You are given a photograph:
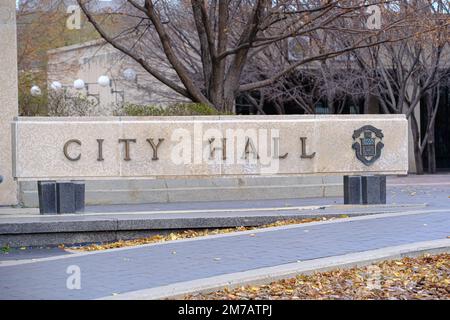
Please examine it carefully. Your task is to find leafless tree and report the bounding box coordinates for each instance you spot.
[371,1,450,174]
[76,0,415,113]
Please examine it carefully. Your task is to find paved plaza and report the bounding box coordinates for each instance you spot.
[0,175,449,299]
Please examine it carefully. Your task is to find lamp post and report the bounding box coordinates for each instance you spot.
[76,76,114,106]
[48,70,136,107]
[49,81,74,102]
[50,77,109,105]
[109,68,138,105]
[73,78,101,105]
[110,78,125,105]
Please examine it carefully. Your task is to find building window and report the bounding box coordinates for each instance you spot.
[315,102,329,114]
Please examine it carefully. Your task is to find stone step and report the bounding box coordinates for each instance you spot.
[19,176,343,207]
[0,203,426,248]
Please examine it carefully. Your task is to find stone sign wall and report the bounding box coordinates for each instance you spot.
[12,115,408,180]
[0,0,19,205]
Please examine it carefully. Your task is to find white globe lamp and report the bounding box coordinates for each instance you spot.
[97,75,110,87]
[50,81,62,91]
[30,85,42,97]
[123,68,137,82]
[73,79,85,90]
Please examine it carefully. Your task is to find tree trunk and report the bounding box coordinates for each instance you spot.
[426,90,437,174]
[410,112,424,174]
[427,106,436,173]
[222,90,236,114]
[363,93,370,114]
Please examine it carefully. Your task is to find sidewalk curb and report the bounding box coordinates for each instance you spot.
[0,203,425,218]
[99,239,450,300]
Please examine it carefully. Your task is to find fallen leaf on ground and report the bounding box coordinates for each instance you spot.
[68,217,337,252]
[184,254,450,300]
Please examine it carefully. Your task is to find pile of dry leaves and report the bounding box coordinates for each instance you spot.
[64,216,341,252]
[185,254,450,300]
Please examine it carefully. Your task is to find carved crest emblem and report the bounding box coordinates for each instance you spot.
[352,125,384,166]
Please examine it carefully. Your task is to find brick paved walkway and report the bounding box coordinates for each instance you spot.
[0,210,449,299]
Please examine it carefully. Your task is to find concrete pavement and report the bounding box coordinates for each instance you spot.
[0,173,449,248]
[0,203,426,248]
[0,209,449,299]
[2,173,449,248]
[0,174,449,299]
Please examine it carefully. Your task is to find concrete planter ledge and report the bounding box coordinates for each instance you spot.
[0,203,427,247]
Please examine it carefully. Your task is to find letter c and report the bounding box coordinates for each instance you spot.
[63,139,81,161]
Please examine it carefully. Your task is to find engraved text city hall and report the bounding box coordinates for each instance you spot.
[61,125,384,166]
[62,136,317,162]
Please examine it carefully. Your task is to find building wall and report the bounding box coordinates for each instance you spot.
[18,0,128,12]
[47,39,189,114]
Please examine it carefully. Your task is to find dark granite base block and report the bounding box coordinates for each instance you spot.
[343,176,362,204]
[362,175,387,204]
[37,181,86,215]
[37,181,57,215]
[56,182,76,214]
